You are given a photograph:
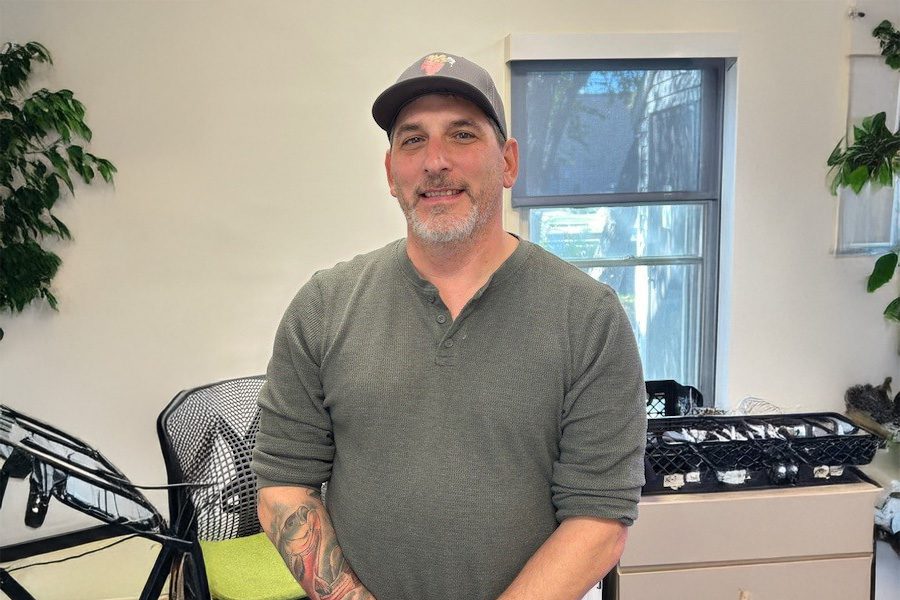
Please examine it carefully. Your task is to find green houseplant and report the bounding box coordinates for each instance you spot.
[827,20,900,322]
[873,18,900,69]
[0,42,116,340]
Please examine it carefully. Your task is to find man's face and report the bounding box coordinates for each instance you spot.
[384,94,518,245]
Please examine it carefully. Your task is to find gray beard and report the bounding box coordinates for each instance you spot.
[407,202,482,244]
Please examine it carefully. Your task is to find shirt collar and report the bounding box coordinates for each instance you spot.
[394,234,534,300]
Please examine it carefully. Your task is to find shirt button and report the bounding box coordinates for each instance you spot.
[443,339,454,348]
[436,314,447,324]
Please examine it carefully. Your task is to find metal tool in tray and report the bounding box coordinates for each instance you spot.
[644,412,884,493]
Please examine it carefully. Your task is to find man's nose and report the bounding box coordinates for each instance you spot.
[423,139,451,173]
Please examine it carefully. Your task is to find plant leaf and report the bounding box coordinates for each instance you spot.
[873,20,893,36]
[884,297,900,322]
[44,148,73,193]
[827,139,844,166]
[94,158,117,183]
[877,161,893,186]
[829,171,841,195]
[50,215,71,239]
[872,20,900,71]
[24,42,51,64]
[868,251,899,292]
[43,173,60,208]
[847,165,869,193]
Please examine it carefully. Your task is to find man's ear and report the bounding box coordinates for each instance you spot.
[502,138,519,189]
[385,149,397,197]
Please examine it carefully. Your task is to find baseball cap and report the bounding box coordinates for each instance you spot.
[372,52,507,140]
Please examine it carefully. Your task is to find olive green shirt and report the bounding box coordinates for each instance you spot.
[252,238,647,600]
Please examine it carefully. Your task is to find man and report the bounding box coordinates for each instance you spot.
[252,52,647,600]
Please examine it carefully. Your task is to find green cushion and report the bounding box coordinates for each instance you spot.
[199,532,307,600]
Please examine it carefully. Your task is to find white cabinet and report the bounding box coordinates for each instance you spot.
[611,482,881,600]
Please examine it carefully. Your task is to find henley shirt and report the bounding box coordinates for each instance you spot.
[252,237,647,600]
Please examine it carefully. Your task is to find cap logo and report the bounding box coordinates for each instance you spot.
[420,54,455,76]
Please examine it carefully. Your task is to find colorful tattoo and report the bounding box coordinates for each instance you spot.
[270,491,369,600]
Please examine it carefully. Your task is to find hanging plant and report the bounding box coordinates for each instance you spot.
[826,111,900,195]
[827,20,900,195]
[0,42,116,340]
[873,19,900,70]
[823,19,900,324]
[828,111,900,322]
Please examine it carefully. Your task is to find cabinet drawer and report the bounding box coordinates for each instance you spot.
[621,482,880,568]
[616,555,872,600]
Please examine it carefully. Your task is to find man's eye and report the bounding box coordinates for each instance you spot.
[401,136,424,146]
[454,131,475,140]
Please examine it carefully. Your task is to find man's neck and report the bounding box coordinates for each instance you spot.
[406,226,519,317]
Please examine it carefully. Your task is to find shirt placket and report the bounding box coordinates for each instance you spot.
[428,287,487,367]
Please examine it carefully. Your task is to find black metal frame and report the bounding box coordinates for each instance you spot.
[0,376,269,600]
[1,523,126,563]
[0,404,192,600]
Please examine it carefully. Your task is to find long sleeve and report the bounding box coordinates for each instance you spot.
[552,284,647,525]
[252,275,335,490]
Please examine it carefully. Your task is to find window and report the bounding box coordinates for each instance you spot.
[511,59,726,401]
[835,55,900,255]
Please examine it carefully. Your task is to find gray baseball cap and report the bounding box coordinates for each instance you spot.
[372,52,507,140]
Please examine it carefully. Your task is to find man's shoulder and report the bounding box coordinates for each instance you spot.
[280,239,404,325]
[520,240,618,304]
[308,239,404,290]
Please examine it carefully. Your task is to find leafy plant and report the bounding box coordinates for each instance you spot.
[825,20,900,323]
[873,19,900,70]
[826,112,900,195]
[0,42,116,340]
[830,111,900,322]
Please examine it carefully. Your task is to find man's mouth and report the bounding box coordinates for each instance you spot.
[420,188,463,199]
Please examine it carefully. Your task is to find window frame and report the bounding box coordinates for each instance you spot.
[510,57,726,404]
[834,55,900,256]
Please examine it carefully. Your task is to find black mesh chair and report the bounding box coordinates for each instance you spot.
[157,376,307,600]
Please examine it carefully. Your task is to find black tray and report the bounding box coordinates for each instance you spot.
[643,412,884,493]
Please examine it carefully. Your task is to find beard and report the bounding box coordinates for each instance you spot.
[398,175,500,245]
[406,198,481,244]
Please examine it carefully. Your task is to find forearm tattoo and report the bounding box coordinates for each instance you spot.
[270,490,372,600]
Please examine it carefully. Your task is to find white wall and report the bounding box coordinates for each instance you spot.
[0,0,897,544]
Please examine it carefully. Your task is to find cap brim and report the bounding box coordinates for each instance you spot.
[372,75,500,137]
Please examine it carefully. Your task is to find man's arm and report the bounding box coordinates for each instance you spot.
[499,284,645,600]
[259,485,376,600]
[497,516,626,600]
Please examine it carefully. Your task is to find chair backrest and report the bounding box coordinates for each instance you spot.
[157,376,266,542]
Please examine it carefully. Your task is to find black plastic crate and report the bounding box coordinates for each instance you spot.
[644,412,884,491]
[645,380,703,417]
[646,415,787,474]
[645,435,704,475]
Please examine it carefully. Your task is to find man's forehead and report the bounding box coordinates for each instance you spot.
[393,93,492,129]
